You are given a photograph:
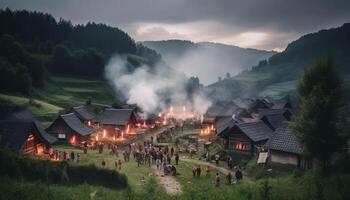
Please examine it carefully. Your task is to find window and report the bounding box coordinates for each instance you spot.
[58,134,66,139]
[233,142,250,151]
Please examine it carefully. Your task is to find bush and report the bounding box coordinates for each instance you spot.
[0,148,127,189]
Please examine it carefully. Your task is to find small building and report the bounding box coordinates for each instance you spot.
[93,108,138,137]
[260,113,289,131]
[218,121,274,156]
[0,109,57,155]
[266,122,303,167]
[258,108,293,121]
[47,113,94,145]
[71,106,95,125]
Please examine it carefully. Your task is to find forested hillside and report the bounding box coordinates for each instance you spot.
[207,23,350,100]
[0,9,161,95]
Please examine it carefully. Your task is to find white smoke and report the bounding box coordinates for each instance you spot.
[105,56,212,115]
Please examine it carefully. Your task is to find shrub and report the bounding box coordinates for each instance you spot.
[0,148,127,189]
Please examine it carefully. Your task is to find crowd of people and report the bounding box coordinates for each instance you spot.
[51,150,81,162]
[58,123,245,188]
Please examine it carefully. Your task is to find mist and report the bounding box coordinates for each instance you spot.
[105,56,212,116]
[142,41,275,85]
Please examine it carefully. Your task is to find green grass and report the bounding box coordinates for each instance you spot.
[33,75,116,108]
[54,145,155,193]
[0,93,63,126]
[258,80,297,98]
[0,75,118,126]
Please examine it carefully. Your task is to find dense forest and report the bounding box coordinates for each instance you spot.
[0,9,161,95]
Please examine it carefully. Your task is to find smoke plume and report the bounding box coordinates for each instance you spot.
[105,56,211,115]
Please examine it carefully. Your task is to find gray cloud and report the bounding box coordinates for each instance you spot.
[1,0,350,50]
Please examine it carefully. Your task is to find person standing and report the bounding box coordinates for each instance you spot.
[205,165,211,176]
[215,154,220,166]
[156,158,161,170]
[226,172,232,185]
[197,165,201,177]
[170,147,174,157]
[215,173,221,187]
[70,152,75,161]
[101,159,106,167]
[175,153,179,165]
[77,153,80,162]
[235,167,243,184]
[118,160,122,170]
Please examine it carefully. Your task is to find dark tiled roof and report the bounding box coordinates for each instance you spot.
[260,114,288,130]
[0,120,56,151]
[236,121,274,142]
[258,108,292,118]
[93,109,134,125]
[0,109,57,144]
[207,101,243,117]
[48,113,94,136]
[72,106,94,121]
[61,113,94,136]
[266,122,301,154]
[218,120,274,142]
[216,116,235,134]
[272,100,291,109]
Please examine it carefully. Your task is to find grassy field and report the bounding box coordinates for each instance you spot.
[0,75,118,126]
[258,80,297,99]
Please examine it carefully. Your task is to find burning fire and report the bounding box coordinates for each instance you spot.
[126,124,130,134]
[158,104,200,121]
[200,125,215,136]
[103,129,106,138]
[70,135,76,144]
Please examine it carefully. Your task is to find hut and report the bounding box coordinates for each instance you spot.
[265,122,304,167]
[260,113,289,131]
[218,121,274,156]
[72,106,95,125]
[93,108,138,137]
[0,109,57,155]
[47,113,94,145]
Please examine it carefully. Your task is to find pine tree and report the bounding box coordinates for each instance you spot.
[292,57,344,175]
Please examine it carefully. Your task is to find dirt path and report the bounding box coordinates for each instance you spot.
[181,158,231,174]
[152,166,182,195]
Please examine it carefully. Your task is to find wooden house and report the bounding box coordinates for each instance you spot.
[0,109,57,155]
[47,113,94,145]
[93,108,138,137]
[72,106,95,125]
[266,122,303,167]
[218,121,274,156]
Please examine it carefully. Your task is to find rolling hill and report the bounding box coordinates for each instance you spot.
[207,23,350,101]
[142,40,276,84]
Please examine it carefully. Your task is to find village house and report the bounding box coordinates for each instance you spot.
[265,122,304,167]
[0,109,57,156]
[71,106,95,126]
[47,113,94,145]
[218,120,274,156]
[93,108,138,137]
[203,100,249,135]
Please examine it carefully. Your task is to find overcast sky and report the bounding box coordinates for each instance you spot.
[1,0,350,51]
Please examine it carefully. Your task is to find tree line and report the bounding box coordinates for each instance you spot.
[0,8,162,95]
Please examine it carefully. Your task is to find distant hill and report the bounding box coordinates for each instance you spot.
[207,23,350,100]
[142,40,276,84]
